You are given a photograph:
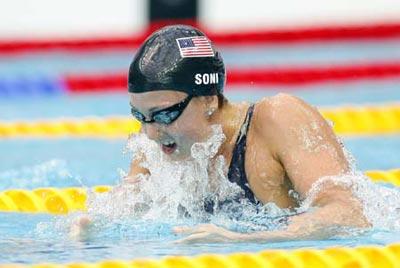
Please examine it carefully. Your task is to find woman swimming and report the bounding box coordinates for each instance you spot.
[72,25,368,243]
[124,25,369,243]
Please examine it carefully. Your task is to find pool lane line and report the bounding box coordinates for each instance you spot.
[2,21,400,55]
[64,62,400,91]
[0,75,66,97]
[0,104,399,138]
[0,169,398,215]
[2,61,400,96]
[0,242,399,267]
[0,116,141,138]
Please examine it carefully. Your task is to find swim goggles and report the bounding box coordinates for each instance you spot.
[130,95,193,125]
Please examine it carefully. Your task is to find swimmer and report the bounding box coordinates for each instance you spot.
[73,25,369,243]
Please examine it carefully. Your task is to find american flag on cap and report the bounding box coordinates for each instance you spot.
[176,36,214,58]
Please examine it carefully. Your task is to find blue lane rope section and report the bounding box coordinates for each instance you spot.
[0,75,66,97]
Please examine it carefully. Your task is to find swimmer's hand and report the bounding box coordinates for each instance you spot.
[173,224,243,243]
[173,223,310,244]
[70,215,93,240]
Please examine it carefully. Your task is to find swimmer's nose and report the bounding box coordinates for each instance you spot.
[142,123,161,141]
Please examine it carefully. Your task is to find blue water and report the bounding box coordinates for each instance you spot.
[0,90,399,263]
[0,38,400,264]
[1,39,400,76]
[1,211,400,264]
[0,135,398,191]
[0,79,399,120]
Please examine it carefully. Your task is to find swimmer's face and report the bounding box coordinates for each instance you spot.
[130,90,216,160]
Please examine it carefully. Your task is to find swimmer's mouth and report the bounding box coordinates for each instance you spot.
[161,141,177,155]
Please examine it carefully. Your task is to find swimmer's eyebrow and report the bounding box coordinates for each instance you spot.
[129,103,163,112]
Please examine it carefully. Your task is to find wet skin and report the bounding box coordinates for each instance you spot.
[127,91,369,243]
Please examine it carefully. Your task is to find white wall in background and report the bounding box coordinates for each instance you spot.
[0,0,146,39]
[1,0,400,39]
[200,0,400,31]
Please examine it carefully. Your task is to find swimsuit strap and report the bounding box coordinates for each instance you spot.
[227,104,257,204]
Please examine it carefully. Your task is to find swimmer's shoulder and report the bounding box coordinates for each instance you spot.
[253,93,307,130]
[252,93,323,147]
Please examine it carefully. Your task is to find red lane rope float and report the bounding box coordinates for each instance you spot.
[1,22,400,55]
[228,61,400,86]
[209,22,400,45]
[0,36,142,55]
[64,61,400,92]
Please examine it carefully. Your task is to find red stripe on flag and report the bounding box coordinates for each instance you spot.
[182,49,213,52]
[182,51,213,53]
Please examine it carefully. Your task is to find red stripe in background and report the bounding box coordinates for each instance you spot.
[65,73,127,92]
[64,62,400,92]
[2,21,400,55]
[228,62,400,85]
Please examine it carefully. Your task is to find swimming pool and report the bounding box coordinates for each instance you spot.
[1,29,400,266]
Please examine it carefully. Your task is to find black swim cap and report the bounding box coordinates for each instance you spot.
[128,25,225,96]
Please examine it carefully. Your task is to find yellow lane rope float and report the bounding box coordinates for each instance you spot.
[1,243,399,268]
[0,169,398,215]
[0,117,141,138]
[0,104,399,138]
[320,104,400,135]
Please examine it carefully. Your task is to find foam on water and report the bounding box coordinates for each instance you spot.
[85,125,247,221]
[301,172,400,230]
[14,120,399,264]
[0,159,74,190]
[77,122,400,236]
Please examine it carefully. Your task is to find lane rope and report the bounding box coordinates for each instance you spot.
[2,21,400,55]
[0,169,398,214]
[0,104,399,138]
[1,243,399,268]
[3,61,400,96]
[0,117,141,138]
[63,63,400,91]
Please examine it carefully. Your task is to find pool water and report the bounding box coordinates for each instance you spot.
[1,38,400,264]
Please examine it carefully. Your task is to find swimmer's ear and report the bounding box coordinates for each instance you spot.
[203,96,219,109]
[202,96,218,118]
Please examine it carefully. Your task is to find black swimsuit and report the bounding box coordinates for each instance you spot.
[227,104,257,204]
[203,106,297,224]
[203,104,258,214]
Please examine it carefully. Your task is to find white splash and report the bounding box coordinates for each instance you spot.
[0,159,73,189]
[299,171,400,230]
[86,125,244,221]
[80,122,400,234]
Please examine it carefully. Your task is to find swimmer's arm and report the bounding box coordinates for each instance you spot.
[255,94,369,237]
[174,195,364,243]
[230,188,367,242]
[70,153,149,239]
[70,214,93,240]
[123,154,150,184]
[175,190,367,243]
[175,94,369,243]
[69,159,147,240]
